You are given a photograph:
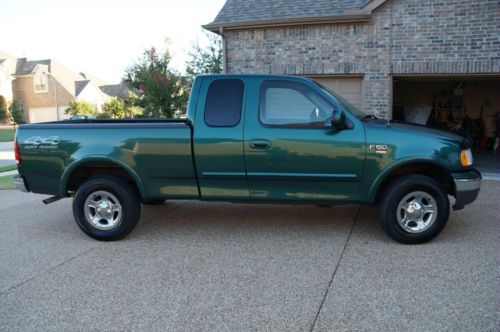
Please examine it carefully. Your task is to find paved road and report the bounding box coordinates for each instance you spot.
[0,141,15,168]
[0,182,498,331]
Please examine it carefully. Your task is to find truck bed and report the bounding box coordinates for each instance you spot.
[17,119,199,200]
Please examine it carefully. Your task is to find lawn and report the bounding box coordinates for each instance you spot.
[0,164,16,173]
[0,174,14,190]
[0,127,15,142]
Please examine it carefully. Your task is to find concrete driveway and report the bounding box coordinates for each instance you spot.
[0,182,498,331]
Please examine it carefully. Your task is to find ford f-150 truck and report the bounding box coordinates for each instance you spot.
[13,75,481,243]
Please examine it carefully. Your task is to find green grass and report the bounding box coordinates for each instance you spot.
[0,174,14,190]
[0,164,16,173]
[0,127,15,142]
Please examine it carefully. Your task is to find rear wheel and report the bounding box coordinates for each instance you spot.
[73,176,141,241]
[378,175,450,244]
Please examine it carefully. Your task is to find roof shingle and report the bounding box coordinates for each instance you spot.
[208,0,370,26]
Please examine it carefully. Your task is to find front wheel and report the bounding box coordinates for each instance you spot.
[378,175,450,244]
[73,176,141,241]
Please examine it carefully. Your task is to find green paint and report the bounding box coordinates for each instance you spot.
[16,75,478,205]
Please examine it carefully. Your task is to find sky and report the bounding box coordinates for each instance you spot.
[0,0,227,83]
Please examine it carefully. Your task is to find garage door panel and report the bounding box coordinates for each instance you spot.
[312,77,363,109]
[29,107,59,123]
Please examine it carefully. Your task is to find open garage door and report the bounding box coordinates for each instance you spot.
[311,77,363,109]
[393,76,500,146]
[393,75,500,178]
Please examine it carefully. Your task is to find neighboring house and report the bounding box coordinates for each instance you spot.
[204,0,500,130]
[0,50,129,123]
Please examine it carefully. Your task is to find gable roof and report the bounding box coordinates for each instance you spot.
[15,58,51,76]
[80,72,107,87]
[100,84,131,99]
[204,0,388,32]
[75,80,91,97]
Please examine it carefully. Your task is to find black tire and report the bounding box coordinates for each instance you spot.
[377,174,450,244]
[73,176,141,241]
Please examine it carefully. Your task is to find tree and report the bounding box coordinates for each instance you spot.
[123,47,188,118]
[0,96,7,123]
[186,32,223,83]
[65,100,95,116]
[102,96,143,118]
[9,100,25,124]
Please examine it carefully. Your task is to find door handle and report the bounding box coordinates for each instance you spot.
[249,139,272,149]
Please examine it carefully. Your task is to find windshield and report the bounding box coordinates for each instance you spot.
[313,82,367,119]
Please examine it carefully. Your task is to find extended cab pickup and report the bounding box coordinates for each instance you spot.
[14,75,481,243]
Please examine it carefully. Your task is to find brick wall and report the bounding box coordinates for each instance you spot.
[223,0,500,118]
[391,0,500,74]
[12,76,73,113]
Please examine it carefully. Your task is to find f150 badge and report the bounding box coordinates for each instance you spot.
[24,136,60,149]
[369,144,388,154]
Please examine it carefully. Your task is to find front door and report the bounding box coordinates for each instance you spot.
[244,79,366,202]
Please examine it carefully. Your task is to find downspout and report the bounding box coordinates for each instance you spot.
[219,27,227,73]
[50,74,59,121]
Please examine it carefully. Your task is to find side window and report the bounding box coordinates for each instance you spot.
[34,74,49,93]
[260,80,333,127]
[204,79,244,127]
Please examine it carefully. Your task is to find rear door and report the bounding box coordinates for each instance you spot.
[243,78,366,202]
[193,77,249,200]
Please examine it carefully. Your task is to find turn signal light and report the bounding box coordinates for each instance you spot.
[460,149,473,167]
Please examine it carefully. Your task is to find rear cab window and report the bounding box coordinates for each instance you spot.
[204,79,244,127]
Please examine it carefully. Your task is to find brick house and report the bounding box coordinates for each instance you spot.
[204,0,500,141]
[0,50,128,123]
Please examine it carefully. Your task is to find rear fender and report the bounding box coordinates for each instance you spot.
[59,156,145,199]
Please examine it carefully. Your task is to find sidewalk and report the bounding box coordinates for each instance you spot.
[0,140,15,168]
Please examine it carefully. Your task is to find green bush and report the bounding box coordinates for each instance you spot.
[0,97,7,122]
[65,100,96,116]
[9,100,25,124]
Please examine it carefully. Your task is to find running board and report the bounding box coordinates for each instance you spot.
[43,196,63,205]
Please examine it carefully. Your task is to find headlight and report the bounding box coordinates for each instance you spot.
[460,149,473,167]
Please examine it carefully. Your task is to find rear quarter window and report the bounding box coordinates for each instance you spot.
[204,79,244,127]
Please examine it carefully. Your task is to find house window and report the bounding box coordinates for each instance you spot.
[34,74,49,93]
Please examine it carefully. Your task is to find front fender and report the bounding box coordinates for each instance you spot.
[59,155,146,199]
[366,157,451,203]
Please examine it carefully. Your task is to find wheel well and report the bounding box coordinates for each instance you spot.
[66,161,141,198]
[375,163,454,203]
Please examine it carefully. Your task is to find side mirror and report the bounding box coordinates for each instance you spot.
[331,109,346,130]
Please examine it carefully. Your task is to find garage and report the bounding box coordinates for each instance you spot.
[311,76,363,109]
[28,106,70,123]
[392,76,500,152]
[392,76,500,179]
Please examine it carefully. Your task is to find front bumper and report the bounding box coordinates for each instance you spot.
[13,175,28,192]
[452,169,481,210]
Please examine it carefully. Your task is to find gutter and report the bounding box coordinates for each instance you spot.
[203,14,372,33]
[202,0,391,33]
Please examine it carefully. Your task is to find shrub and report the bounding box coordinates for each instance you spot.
[9,100,25,124]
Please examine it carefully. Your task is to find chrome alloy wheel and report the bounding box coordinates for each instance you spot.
[84,190,123,230]
[396,191,437,233]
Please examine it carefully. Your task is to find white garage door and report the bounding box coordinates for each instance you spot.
[312,77,363,109]
[29,107,57,123]
[28,107,70,123]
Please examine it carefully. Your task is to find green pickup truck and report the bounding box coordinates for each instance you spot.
[14,75,481,243]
